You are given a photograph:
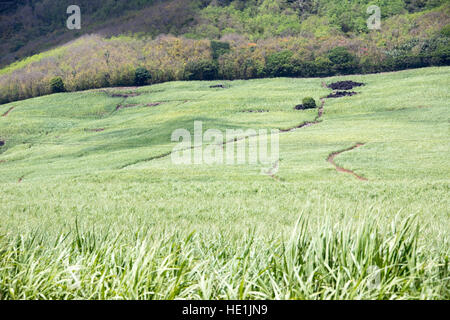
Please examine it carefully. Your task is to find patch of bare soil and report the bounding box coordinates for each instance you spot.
[110,92,141,98]
[327,143,368,181]
[241,109,269,113]
[328,81,364,91]
[294,104,315,110]
[146,102,162,107]
[281,99,325,132]
[326,91,358,98]
[101,89,142,98]
[2,107,14,117]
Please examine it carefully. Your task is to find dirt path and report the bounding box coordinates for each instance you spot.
[120,85,367,182]
[327,144,368,181]
[281,99,324,133]
[120,98,326,171]
[2,107,14,117]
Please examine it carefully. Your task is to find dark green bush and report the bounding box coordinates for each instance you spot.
[185,60,219,80]
[49,77,65,93]
[313,57,334,77]
[327,47,359,74]
[135,67,151,86]
[265,50,296,77]
[211,41,231,60]
[302,97,317,109]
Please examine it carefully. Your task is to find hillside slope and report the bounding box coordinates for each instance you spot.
[1,2,449,104]
[1,66,448,182]
[0,67,449,299]
[1,0,449,67]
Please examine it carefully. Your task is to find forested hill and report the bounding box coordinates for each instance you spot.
[1,0,447,67]
[0,0,449,104]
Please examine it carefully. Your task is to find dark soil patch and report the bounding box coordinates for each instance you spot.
[326,91,358,99]
[110,92,141,98]
[328,81,364,91]
[294,104,316,110]
[101,89,141,98]
[146,102,162,107]
[210,84,226,89]
[241,109,269,113]
[282,99,325,132]
[2,107,14,117]
[115,103,140,111]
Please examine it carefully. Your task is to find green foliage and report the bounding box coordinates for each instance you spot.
[49,77,65,93]
[302,97,317,109]
[1,0,449,69]
[135,67,151,86]
[0,3,449,103]
[211,40,231,60]
[312,57,334,77]
[441,24,450,37]
[184,59,218,80]
[265,50,295,77]
[327,47,359,75]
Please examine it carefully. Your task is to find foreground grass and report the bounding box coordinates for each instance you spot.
[0,67,449,299]
[0,213,447,300]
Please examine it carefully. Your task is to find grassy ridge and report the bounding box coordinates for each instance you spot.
[0,67,449,299]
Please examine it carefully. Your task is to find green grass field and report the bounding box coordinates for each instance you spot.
[0,67,449,299]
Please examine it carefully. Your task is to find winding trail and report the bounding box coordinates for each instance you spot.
[119,84,367,182]
[120,98,325,170]
[280,99,324,132]
[327,143,368,181]
[2,107,14,117]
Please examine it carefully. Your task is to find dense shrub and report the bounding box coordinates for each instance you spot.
[327,47,359,75]
[184,60,218,80]
[211,41,231,60]
[49,77,65,93]
[218,48,265,80]
[135,67,151,86]
[313,57,334,77]
[302,97,317,109]
[265,50,296,77]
